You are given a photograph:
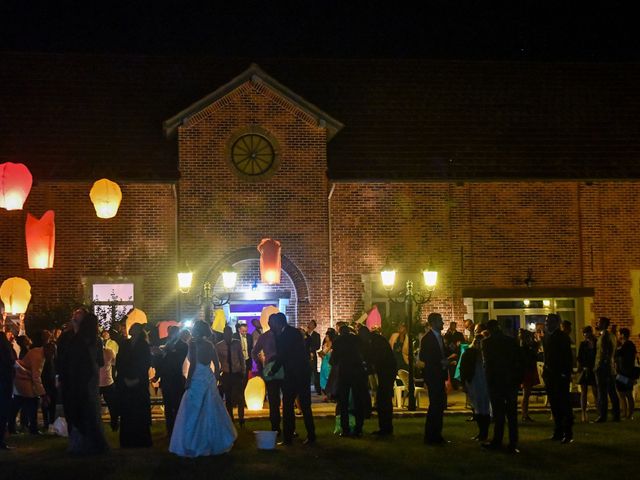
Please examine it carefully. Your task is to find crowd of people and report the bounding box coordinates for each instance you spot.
[0,306,638,457]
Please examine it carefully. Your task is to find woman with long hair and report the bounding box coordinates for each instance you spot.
[65,311,108,454]
[519,329,540,422]
[170,320,237,457]
[577,326,598,422]
[118,322,152,448]
[615,328,637,419]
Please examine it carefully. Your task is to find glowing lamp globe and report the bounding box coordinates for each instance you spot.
[423,269,438,291]
[0,277,32,315]
[177,271,193,293]
[125,308,147,336]
[380,261,396,291]
[221,269,237,290]
[0,162,33,210]
[257,238,281,285]
[26,211,55,269]
[244,376,266,411]
[89,179,122,218]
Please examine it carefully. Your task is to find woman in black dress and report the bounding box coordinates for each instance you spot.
[65,311,108,454]
[118,323,152,448]
[615,328,637,419]
[577,326,598,422]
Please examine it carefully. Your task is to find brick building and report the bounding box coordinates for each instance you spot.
[1,53,640,340]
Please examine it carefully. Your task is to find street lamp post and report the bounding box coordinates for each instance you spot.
[177,267,238,324]
[381,261,437,411]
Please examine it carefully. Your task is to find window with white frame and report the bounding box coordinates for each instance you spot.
[92,283,134,330]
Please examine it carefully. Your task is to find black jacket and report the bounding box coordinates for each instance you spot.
[482,331,524,392]
[419,331,448,384]
[272,325,309,382]
[330,333,366,379]
[543,329,573,384]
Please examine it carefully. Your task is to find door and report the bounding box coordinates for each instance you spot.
[496,315,521,337]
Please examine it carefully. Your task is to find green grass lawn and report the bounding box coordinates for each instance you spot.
[1,413,638,480]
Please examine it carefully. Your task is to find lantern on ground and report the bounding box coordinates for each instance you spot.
[89,179,122,219]
[26,210,55,269]
[260,305,279,333]
[0,277,32,315]
[0,162,33,210]
[244,376,266,411]
[212,309,227,333]
[125,308,147,336]
[257,238,281,284]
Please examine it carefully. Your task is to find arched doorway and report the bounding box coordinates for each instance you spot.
[205,247,310,329]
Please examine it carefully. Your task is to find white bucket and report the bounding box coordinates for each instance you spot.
[254,430,278,450]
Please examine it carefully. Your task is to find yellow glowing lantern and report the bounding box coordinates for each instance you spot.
[257,238,281,285]
[221,268,237,290]
[25,211,55,269]
[212,309,227,333]
[89,179,122,218]
[125,308,147,336]
[244,376,266,411]
[260,305,279,333]
[0,277,32,315]
[0,162,33,210]
[380,260,396,291]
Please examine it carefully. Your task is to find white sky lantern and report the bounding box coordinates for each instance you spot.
[90,178,122,218]
[0,277,32,315]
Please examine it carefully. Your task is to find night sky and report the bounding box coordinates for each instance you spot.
[1,1,638,61]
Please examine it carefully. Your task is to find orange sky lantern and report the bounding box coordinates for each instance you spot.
[25,210,55,269]
[89,178,122,218]
[0,162,33,211]
[257,238,281,285]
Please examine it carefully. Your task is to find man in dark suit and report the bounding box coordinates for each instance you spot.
[233,321,253,383]
[482,319,523,454]
[269,313,316,445]
[305,320,322,395]
[359,326,397,436]
[153,326,188,435]
[331,325,367,436]
[543,313,574,443]
[419,312,449,444]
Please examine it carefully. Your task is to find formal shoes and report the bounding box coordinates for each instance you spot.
[425,437,449,445]
[481,442,501,451]
[507,445,521,454]
[521,415,535,422]
[591,417,606,423]
[302,437,316,445]
[561,437,574,444]
[277,440,293,446]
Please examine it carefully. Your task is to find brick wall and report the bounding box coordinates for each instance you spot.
[331,181,640,335]
[0,182,177,325]
[177,81,330,330]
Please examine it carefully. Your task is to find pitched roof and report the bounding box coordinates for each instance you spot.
[1,52,639,181]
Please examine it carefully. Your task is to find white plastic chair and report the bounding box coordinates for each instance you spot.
[396,369,427,408]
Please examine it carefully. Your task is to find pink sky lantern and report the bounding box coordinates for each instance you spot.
[157,320,180,339]
[257,238,281,284]
[25,211,55,269]
[366,305,382,330]
[0,162,33,211]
